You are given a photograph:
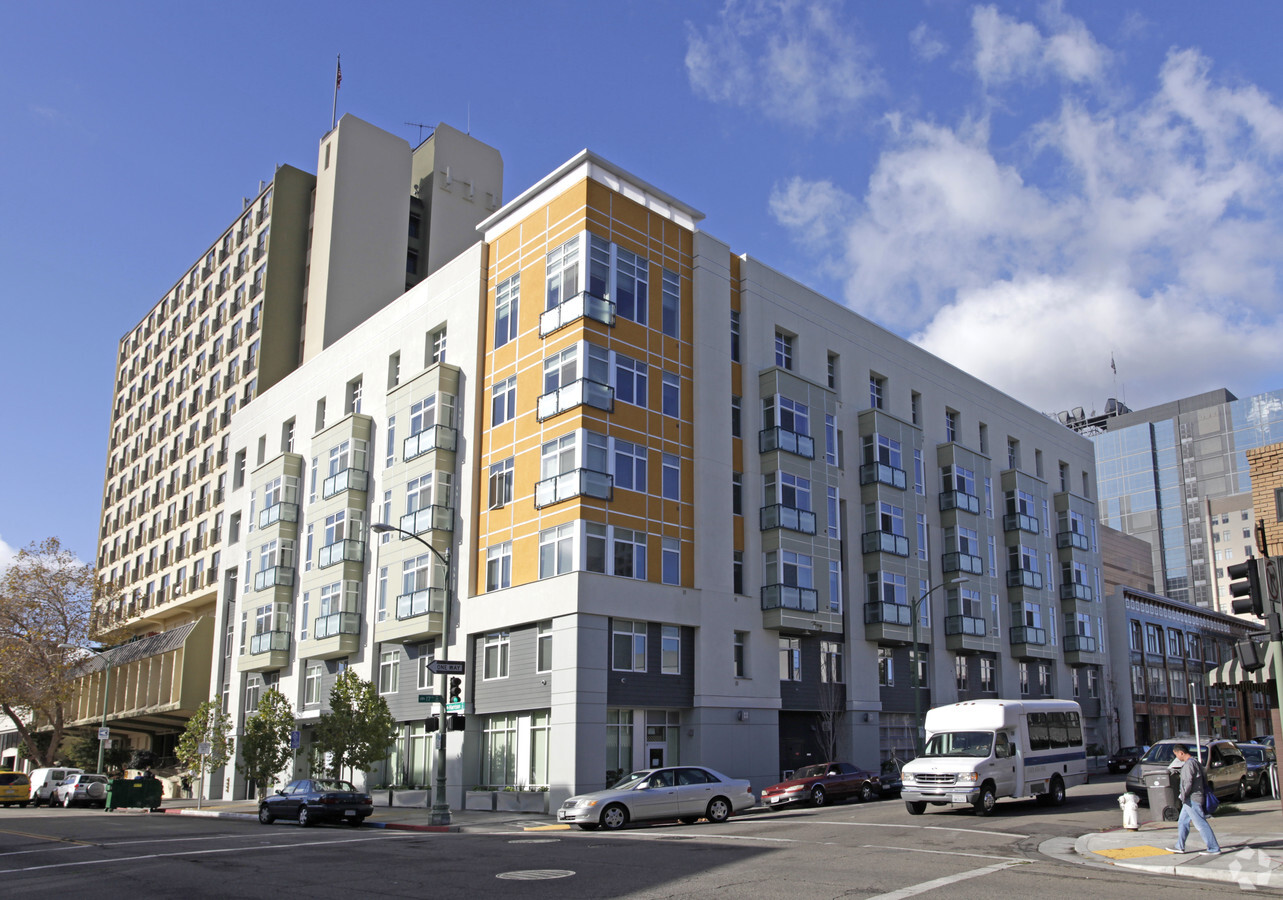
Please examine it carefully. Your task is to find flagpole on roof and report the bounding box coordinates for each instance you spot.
[331,55,341,131]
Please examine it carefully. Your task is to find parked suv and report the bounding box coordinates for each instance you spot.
[1125,738,1248,803]
[28,767,83,807]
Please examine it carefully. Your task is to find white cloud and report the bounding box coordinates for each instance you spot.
[686,0,881,129]
[971,3,1110,88]
[909,23,946,62]
[0,536,17,574]
[768,176,854,248]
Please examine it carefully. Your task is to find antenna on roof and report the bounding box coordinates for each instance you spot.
[405,122,435,144]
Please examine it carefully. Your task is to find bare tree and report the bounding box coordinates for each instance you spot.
[0,538,123,767]
[816,677,845,762]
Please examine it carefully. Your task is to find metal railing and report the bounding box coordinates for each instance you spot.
[403,424,458,461]
[539,291,615,336]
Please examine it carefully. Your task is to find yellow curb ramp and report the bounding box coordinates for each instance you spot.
[1093,846,1173,860]
[524,824,571,831]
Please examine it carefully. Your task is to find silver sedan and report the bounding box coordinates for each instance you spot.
[557,766,756,831]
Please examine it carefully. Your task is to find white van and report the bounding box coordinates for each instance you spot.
[29,767,84,806]
[901,699,1087,816]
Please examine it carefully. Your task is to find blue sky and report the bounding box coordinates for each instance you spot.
[4,0,1283,565]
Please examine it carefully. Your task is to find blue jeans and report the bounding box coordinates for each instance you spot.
[1177,799,1221,852]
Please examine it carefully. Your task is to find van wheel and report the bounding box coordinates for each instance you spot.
[1236,778,1248,802]
[905,800,926,815]
[1046,775,1066,806]
[974,783,998,817]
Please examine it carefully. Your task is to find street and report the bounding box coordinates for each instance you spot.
[0,776,1273,898]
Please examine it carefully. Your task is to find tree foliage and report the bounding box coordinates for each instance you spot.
[237,688,295,797]
[313,669,397,781]
[65,730,130,775]
[0,538,124,767]
[177,698,233,774]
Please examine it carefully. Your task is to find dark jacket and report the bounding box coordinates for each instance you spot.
[1176,755,1207,807]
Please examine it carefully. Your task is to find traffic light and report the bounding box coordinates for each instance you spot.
[1237,638,1267,672]
[1229,558,1264,617]
[448,676,462,704]
[448,714,466,732]
[424,715,440,733]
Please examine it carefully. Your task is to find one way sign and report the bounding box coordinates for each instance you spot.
[427,659,465,675]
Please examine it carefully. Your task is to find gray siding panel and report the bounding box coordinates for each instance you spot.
[607,623,695,708]
[471,623,553,715]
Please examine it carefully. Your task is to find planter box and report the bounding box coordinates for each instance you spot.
[391,789,429,808]
[465,790,495,811]
[496,791,548,813]
[371,790,392,807]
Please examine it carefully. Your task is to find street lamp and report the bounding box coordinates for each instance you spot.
[910,577,968,758]
[370,522,452,826]
[60,643,113,774]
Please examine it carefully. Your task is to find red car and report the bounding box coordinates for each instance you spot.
[761,762,880,808]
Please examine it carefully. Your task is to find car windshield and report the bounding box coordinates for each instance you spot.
[313,780,357,793]
[1140,743,1207,765]
[611,770,655,790]
[1117,747,1141,755]
[794,765,829,779]
[81,775,108,783]
[1242,748,1266,763]
[922,731,993,758]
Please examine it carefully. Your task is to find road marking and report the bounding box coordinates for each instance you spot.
[810,820,1025,839]
[858,844,1026,863]
[0,827,97,847]
[864,860,1025,900]
[0,832,414,875]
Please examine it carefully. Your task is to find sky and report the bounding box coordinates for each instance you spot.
[4,0,1283,566]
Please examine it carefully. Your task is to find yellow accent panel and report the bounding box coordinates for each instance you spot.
[732,438,744,471]
[733,515,744,549]
[1093,846,1174,860]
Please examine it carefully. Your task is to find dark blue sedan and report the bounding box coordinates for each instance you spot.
[258,779,373,827]
[1236,743,1276,797]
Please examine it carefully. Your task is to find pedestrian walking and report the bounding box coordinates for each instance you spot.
[1167,744,1223,855]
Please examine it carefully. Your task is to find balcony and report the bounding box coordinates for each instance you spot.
[1009,625,1054,660]
[1063,633,1100,666]
[537,378,614,421]
[862,531,910,557]
[238,630,291,673]
[859,462,906,490]
[319,539,365,569]
[939,491,981,514]
[375,587,446,644]
[400,504,453,535]
[402,424,458,461]
[1059,581,1093,602]
[761,584,840,633]
[539,291,615,336]
[253,566,295,592]
[758,426,815,459]
[942,552,983,575]
[1057,530,1089,551]
[300,612,361,660]
[258,501,299,529]
[863,600,915,644]
[1006,569,1044,590]
[322,467,369,499]
[534,469,612,508]
[1003,512,1039,535]
[944,614,988,653]
[760,504,817,535]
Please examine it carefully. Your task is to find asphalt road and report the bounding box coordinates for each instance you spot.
[0,776,1267,899]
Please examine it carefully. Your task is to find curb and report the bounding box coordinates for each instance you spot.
[164,808,258,822]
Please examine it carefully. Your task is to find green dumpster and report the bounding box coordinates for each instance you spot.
[106,776,163,811]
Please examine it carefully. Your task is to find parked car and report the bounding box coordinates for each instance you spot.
[761,762,879,808]
[1125,738,1248,803]
[557,766,755,830]
[1236,742,1276,796]
[28,767,83,807]
[879,756,905,796]
[1107,746,1146,774]
[258,779,373,827]
[53,774,109,808]
[1252,735,1276,748]
[0,771,31,807]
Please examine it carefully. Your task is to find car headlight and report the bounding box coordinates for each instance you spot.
[957,773,979,783]
[783,785,805,793]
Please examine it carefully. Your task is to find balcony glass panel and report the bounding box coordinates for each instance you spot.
[858,462,907,490]
[258,502,298,529]
[1006,569,1044,589]
[945,615,986,636]
[400,505,454,535]
[939,491,980,514]
[534,469,613,508]
[861,531,910,557]
[760,584,819,612]
[396,587,445,620]
[249,631,290,654]
[758,426,815,459]
[314,612,360,639]
[1064,634,1097,653]
[1059,582,1093,601]
[539,291,616,336]
[864,601,911,625]
[1003,513,1040,535]
[942,552,984,575]
[760,504,817,535]
[1057,531,1089,551]
[403,425,458,461]
[253,566,295,591]
[319,539,365,568]
[322,467,369,499]
[1010,625,1048,646]
[536,378,614,421]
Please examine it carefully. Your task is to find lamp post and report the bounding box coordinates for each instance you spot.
[910,577,968,758]
[371,522,452,826]
[60,643,113,774]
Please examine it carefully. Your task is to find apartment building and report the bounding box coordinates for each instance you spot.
[215,149,1107,805]
[82,115,501,760]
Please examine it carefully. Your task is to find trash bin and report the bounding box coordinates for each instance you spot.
[106,776,164,812]
[1144,770,1180,822]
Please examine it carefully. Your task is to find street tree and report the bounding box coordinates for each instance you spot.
[177,698,233,795]
[0,538,124,767]
[313,669,397,782]
[237,688,295,797]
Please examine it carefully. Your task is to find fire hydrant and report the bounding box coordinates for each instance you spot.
[1119,792,1140,830]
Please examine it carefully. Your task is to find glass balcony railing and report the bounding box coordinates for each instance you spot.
[322,467,369,499]
[1003,512,1040,534]
[258,501,298,529]
[534,469,612,508]
[942,551,983,575]
[939,491,980,514]
[249,631,290,655]
[319,539,365,569]
[1064,634,1098,653]
[945,615,986,636]
[537,378,614,421]
[396,587,445,621]
[253,566,295,591]
[862,531,910,557]
[864,601,911,626]
[1006,568,1043,589]
[539,291,616,336]
[1057,530,1089,551]
[400,505,454,536]
[859,462,907,490]
[403,424,458,461]
[760,504,817,535]
[314,612,360,639]
[1010,625,1048,646]
[761,584,819,613]
[758,426,815,459]
[1060,581,1093,601]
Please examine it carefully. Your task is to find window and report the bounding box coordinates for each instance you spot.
[870,374,885,409]
[878,648,894,686]
[764,395,809,436]
[379,650,399,694]
[825,415,838,465]
[613,620,647,671]
[980,658,995,692]
[1008,438,1020,470]
[345,377,362,415]
[661,625,680,674]
[765,471,811,512]
[730,310,740,361]
[828,560,843,612]
[827,487,840,539]
[780,637,801,681]
[956,656,969,690]
[613,528,647,580]
[662,453,680,500]
[494,273,519,348]
[820,641,843,683]
[429,328,447,364]
[661,372,680,417]
[945,409,958,443]
[418,642,436,689]
[1129,620,1142,652]
[483,632,510,679]
[1145,624,1162,655]
[539,523,575,578]
[537,622,553,673]
[661,268,679,337]
[615,354,648,407]
[614,439,647,492]
[486,542,512,591]
[911,391,921,425]
[614,247,648,324]
[546,237,580,307]
[303,661,322,705]
[662,537,680,585]
[491,376,516,426]
[488,457,514,509]
[733,631,747,677]
[774,331,793,370]
[733,550,744,594]
[731,395,742,438]
[827,353,838,389]
[1020,662,1030,695]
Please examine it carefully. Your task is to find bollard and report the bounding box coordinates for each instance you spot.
[1118,792,1141,830]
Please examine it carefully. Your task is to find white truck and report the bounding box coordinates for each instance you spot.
[900,699,1088,816]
